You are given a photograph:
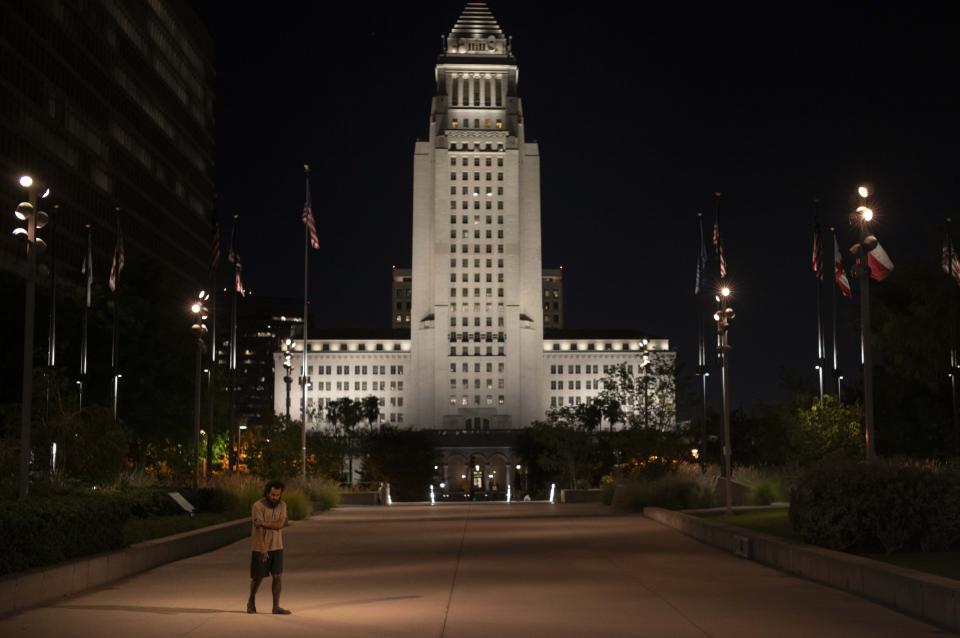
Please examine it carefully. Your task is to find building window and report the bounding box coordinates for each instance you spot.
[451,118,459,128]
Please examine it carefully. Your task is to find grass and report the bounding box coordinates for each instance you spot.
[123,512,244,545]
[693,508,800,541]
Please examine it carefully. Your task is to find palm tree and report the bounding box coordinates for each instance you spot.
[362,395,381,431]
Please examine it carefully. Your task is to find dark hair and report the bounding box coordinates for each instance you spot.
[263,480,285,496]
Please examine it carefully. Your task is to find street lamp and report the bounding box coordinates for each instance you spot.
[714,285,735,514]
[851,186,876,461]
[13,175,50,499]
[191,291,210,488]
[282,337,294,418]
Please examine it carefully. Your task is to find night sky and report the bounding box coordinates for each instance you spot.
[195,1,959,412]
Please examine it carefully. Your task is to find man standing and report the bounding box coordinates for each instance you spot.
[248,480,291,614]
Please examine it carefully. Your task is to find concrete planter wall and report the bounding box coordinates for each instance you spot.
[0,517,249,617]
[644,507,960,633]
[560,489,603,504]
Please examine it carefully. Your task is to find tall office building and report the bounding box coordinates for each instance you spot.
[278,3,674,492]
[0,0,215,296]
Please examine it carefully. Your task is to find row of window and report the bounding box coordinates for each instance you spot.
[451,157,504,167]
[451,316,504,327]
[448,331,506,342]
[451,229,505,240]
[449,395,506,406]
[544,302,560,311]
[451,215,505,226]
[451,258,504,269]
[449,288,505,298]
[305,380,406,392]
[450,347,506,356]
[451,172,504,181]
[450,244,505,254]
[550,380,603,391]
[311,343,404,352]
[551,396,584,407]
[448,142,505,152]
[548,364,637,375]
[544,290,561,298]
[451,272,505,282]
[547,344,643,352]
[451,200,504,210]
[309,365,405,376]
[450,118,503,129]
[450,378,507,389]
[450,186,504,197]
[450,362,506,373]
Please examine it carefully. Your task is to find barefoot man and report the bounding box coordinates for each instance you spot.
[247,480,291,614]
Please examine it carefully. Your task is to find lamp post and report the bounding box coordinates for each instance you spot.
[191,291,210,488]
[13,175,50,499]
[853,186,876,461]
[714,285,735,514]
[282,338,293,419]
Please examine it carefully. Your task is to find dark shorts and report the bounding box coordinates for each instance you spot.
[250,550,283,579]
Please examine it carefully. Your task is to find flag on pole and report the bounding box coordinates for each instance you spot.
[867,241,895,281]
[228,216,245,296]
[302,169,319,250]
[712,194,727,279]
[108,217,124,292]
[834,234,852,298]
[695,214,708,294]
[82,230,93,307]
[812,216,823,279]
[942,231,960,288]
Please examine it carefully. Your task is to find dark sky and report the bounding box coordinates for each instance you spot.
[195,1,959,411]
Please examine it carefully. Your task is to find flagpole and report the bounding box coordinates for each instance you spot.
[830,227,841,402]
[695,213,708,474]
[206,213,218,479]
[301,165,310,483]
[855,188,876,461]
[80,224,91,410]
[712,191,731,494]
[229,213,239,473]
[948,218,959,459]
[111,207,120,421]
[45,204,58,431]
[814,200,825,403]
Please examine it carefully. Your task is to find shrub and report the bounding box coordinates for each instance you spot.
[611,473,715,512]
[283,489,310,520]
[790,460,960,554]
[0,495,130,576]
[296,477,341,510]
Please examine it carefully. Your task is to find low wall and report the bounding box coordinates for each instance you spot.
[561,489,604,504]
[0,517,249,617]
[340,491,382,505]
[644,507,960,633]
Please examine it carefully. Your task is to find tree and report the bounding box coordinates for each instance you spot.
[359,427,437,500]
[788,396,864,465]
[361,395,380,430]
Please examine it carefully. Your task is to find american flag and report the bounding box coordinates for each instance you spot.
[82,228,93,307]
[942,231,960,288]
[834,233,851,298]
[712,220,727,279]
[228,215,244,296]
[302,169,319,250]
[812,216,824,279]
[108,216,124,292]
[695,214,708,295]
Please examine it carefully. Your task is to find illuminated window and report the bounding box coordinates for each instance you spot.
[495,120,503,129]
[451,118,459,128]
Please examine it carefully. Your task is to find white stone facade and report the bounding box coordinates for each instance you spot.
[273,4,674,436]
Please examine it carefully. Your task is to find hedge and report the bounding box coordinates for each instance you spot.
[790,461,960,554]
[0,495,130,576]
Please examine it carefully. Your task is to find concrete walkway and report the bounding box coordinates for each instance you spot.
[1,503,952,637]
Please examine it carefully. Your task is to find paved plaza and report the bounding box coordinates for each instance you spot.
[1,503,951,637]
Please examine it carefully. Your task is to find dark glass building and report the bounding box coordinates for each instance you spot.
[0,0,215,295]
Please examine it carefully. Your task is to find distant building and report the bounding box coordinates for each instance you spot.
[0,0,215,297]
[217,293,303,425]
[276,3,675,493]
